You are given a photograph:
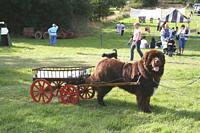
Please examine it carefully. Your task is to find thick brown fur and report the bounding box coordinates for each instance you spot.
[86,49,165,113]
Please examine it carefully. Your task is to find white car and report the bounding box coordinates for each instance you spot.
[0,22,9,35]
[193,3,200,13]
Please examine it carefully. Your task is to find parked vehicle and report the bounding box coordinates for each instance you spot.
[193,3,200,13]
[0,22,8,35]
[0,21,11,46]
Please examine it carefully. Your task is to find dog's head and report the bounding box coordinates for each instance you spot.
[102,53,106,57]
[112,49,117,53]
[142,50,165,75]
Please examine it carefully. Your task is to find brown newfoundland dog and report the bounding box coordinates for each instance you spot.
[87,49,165,113]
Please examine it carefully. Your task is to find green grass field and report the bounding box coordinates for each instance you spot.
[0,13,200,133]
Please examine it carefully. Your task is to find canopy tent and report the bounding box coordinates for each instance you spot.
[130,8,185,19]
[161,9,190,23]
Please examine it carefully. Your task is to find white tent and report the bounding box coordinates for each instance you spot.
[130,8,185,19]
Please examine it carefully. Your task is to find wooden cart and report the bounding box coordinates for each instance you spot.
[30,66,139,104]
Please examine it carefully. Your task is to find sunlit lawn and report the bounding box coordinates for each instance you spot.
[0,14,200,133]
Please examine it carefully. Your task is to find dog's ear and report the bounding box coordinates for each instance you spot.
[142,50,151,66]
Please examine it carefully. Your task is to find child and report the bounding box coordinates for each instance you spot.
[177,24,186,55]
[120,22,125,36]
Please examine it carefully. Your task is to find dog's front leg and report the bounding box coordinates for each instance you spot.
[136,95,151,113]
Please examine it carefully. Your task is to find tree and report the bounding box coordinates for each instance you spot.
[129,0,158,7]
[142,0,158,7]
[0,0,126,34]
[89,0,126,20]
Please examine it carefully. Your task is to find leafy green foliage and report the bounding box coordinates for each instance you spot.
[129,0,158,8]
[0,0,126,34]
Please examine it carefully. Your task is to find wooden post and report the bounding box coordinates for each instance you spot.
[100,32,103,48]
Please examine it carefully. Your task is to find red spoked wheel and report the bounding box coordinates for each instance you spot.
[50,81,65,96]
[79,86,95,99]
[30,79,53,104]
[60,85,79,104]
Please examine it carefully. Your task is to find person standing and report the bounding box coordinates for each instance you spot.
[116,22,120,34]
[160,23,170,48]
[130,23,143,61]
[184,26,190,43]
[175,26,179,40]
[120,22,125,36]
[157,18,161,31]
[177,24,187,55]
[48,24,58,46]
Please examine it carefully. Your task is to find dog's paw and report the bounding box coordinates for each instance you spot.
[98,101,106,106]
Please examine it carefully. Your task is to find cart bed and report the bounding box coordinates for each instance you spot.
[32,66,94,79]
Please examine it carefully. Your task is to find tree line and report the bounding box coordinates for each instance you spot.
[0,0,126,34]
[0,0,198,34]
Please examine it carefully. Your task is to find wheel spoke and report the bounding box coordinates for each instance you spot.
[58,81,63,85]
[43,86,49,93]
[43,93,49,99]
[87,93,91,98]
[53,81,57,85]
[38,94,42,102]
[42,95,46,103]
[42,81,45,88]
[38,81,42,87]
[84,93,87,99]
[88,91,93,95]
[80,93,84,97]
[34,92,40,98]
[34,85,40,90]
[33,90,39,93]
[88,89,92,92]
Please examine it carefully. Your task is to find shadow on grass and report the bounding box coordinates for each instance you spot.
[0,56,90,68]
[0,68,31,86]
[180,54,200,57]
[167,61,200,65]
[153,105,200,121]
[78,98,200,121]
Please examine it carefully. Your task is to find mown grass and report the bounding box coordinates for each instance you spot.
[0,13,200,133]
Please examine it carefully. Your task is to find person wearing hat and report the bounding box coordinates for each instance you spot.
[48,24,58,46]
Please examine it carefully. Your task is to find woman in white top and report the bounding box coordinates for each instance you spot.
[130,23,143,61]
